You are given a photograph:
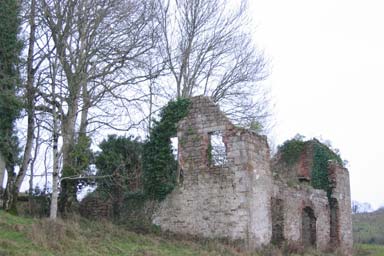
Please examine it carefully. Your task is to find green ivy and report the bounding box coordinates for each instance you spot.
[311,142,343,198]
[278,136,344,200]
[207,142,213,165]
[142,98,191,201]
[278,135,305,166]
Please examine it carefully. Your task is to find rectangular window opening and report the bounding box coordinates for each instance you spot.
[170,137,178,161]
[209,131,227,166]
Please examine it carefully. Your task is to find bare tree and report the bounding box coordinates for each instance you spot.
[48,49,60,220]
[39,0,159,216]
[2,0,47,212]
[4,0,270,216]
[156,0,270,128]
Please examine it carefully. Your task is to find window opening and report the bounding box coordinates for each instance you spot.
[209,131,227,166]
[170,137,178,161]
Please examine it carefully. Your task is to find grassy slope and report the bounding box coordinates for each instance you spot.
[353,208,384,245]
[1,210,384,256]
[354,244,384,256]
[0,210,234,256]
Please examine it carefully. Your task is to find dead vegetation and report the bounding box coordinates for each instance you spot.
[1,210,384,255]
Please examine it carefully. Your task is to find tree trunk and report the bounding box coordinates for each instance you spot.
[0,154,5,192]
[49,59,59,220]
[58,80,89,216]
[3,165,17,214]
[79,82,90,137]
[50,111,59,220]
[29,121,40,214]
[59,92,79,215]
[148,77,154,134]
[8,0,37,213]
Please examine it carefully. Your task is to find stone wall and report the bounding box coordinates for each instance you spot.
[329,161,353,255]
[272,181,330,251]
[271,140,353,255]
[152,96,353,255]
[153,96,272,249]
[271,140,316,183]
[79,196,112,219]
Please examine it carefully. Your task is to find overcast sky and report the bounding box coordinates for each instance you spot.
[249,0,384,209]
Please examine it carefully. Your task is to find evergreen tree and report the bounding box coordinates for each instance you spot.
[95,135,143,218]
[0,0,23,212]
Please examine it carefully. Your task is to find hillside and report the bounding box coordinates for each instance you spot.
[1,210,384,256]
[353,208,384,245]
[0,210,234,256]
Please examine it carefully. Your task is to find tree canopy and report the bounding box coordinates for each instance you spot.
[0,0,22,170]
[0,0,23,213]
[95,135,143,198]
[94,135,143,218]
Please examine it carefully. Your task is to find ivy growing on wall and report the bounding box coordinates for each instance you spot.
[278,134,306,166]
[311,142,343,198]
[142,98,191,200]
[278,136,344,199]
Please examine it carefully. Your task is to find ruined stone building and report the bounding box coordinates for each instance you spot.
[153,96,353,255]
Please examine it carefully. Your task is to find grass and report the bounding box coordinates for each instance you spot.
[354,244,384,256]
[0,210,239,256]
[1,210,384,255]
[352,209,384,255]
[0,211,51,256]
[353,209,384,245]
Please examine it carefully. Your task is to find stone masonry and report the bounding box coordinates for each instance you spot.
[152,96,353,255]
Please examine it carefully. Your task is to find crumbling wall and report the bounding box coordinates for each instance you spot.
[271,198,284,245]
[329,161,353,255]
[271,141,353,255]
[271,141,316,183]
[153,96,272,248]
[152,96,352,255]
[79,196,112,219]
[272,181,330,251]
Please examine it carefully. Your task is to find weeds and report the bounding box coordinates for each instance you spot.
[2,210,384,255]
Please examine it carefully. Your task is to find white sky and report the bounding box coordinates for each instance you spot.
[249,0,384,209]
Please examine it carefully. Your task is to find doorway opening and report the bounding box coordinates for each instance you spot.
[302,206,316,247]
